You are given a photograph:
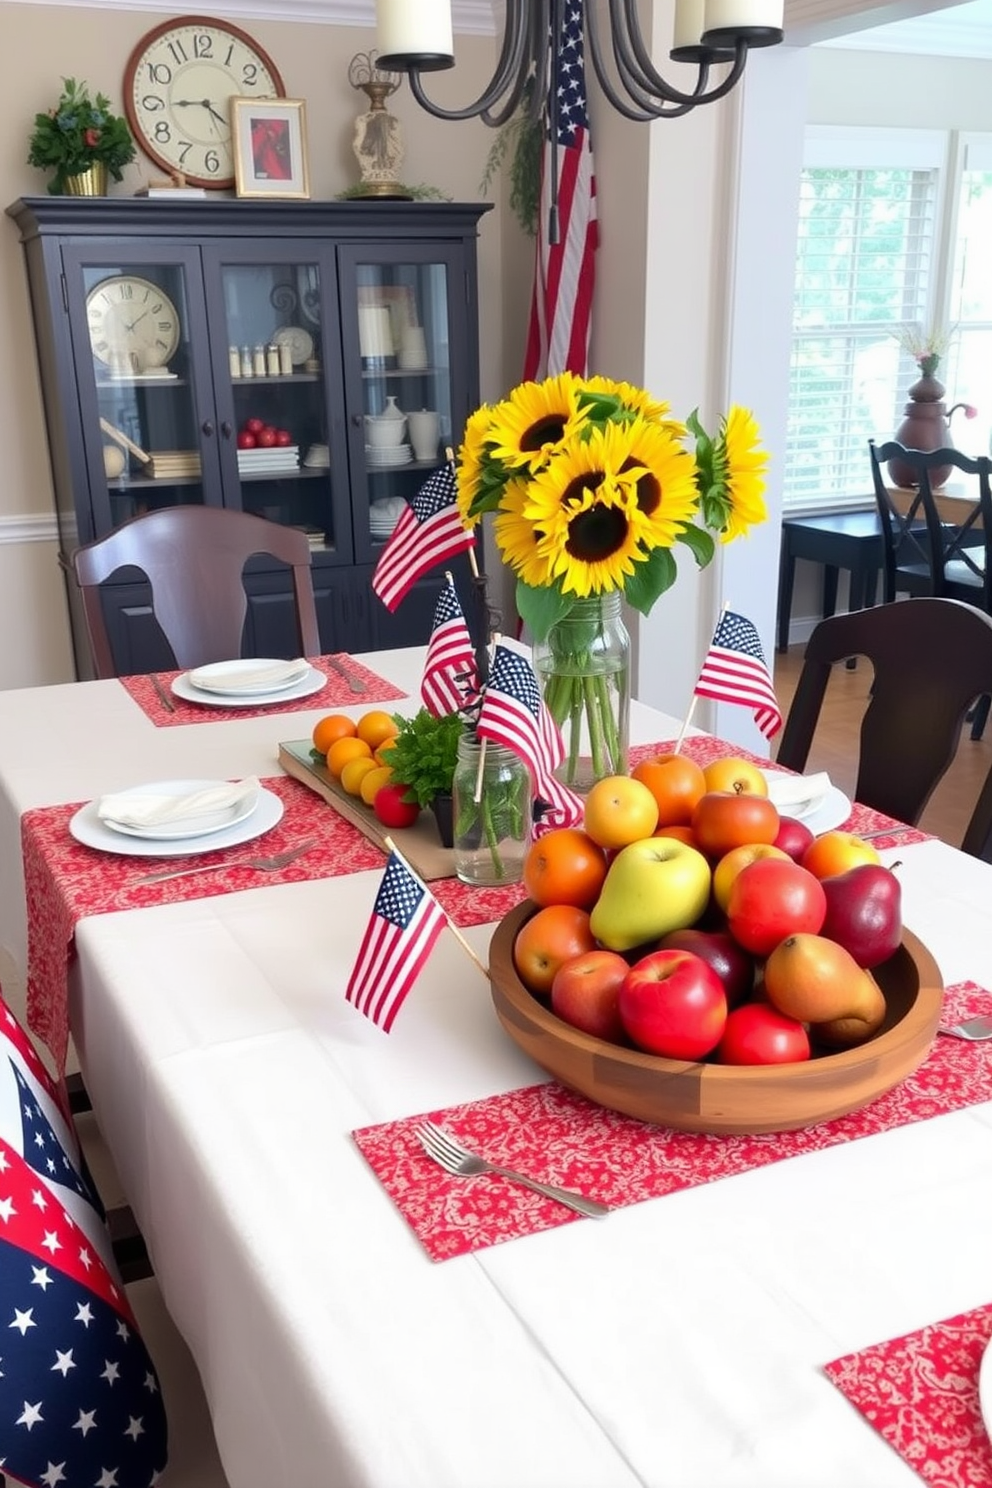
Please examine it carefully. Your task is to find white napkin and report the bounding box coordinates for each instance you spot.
[187,658,310,695]
[761,770,832,816]
[97,777,260,831]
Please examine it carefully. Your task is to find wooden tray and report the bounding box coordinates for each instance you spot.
[489,902,945,1135]
[278,741,454,881]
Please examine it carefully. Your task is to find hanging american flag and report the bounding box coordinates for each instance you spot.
[345,851,448,1032]
[694,610,783,740]
[523,0,599,381]
[371,462,475,613]
[421,578,480,717]
[0,991,169,1488]
[476,645,584,834]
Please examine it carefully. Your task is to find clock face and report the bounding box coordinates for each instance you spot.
[124,18,285,189]
[86,275,181,371]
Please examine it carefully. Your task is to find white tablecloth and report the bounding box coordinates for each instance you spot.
[0,655,990,1488]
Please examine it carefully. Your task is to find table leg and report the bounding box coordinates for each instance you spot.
[777,542,795,653]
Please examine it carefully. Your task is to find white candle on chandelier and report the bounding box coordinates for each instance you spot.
[376,0,454,64]
[673,0,706,51]
[703,0,784,34]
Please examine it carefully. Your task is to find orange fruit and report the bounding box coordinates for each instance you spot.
[312,714,356,755]
[522,828,608,910]
[356,710,399,750]
[359,764,394,806]
[340,756,379,797]
[512,905,597,996]
[632,753,707,827]
[326,736,373,778]
[801,831,881,881]
[583,775,659,850]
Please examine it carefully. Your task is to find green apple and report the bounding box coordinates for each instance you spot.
[589,837,712,952]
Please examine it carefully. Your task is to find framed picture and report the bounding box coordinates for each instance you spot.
[232,98,310,200]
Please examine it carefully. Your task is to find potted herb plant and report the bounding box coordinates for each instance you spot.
[28,77,136,195]
[383,708,463,846]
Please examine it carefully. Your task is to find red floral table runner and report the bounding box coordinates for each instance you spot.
[353,980,992,1261]
[825,1303,992,1488]
[634,739,933,850]
[121,654,406,726]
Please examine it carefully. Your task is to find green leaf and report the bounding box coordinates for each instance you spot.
[623,546,678,616]
[515,580,573,642]
[676,524,715,567]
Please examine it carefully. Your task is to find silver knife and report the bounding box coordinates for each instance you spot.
[150,673,176,713]
[324,655,367,694]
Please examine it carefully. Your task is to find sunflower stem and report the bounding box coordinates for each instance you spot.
[481,788,505,880]
[583,673,608,779]
[594,673,622,772]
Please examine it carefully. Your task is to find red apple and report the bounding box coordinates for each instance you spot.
[244,416,265,434]
[657,927,755,1008]
[618,949,727,1060]
[772,815,816,863]
[236,430,256,449]
[372,784,419,829]
[274,428,292,446]
[726,857,827,957]
[255,426,277,448]
[550,950,629,1042]
[716,1003,811,1065]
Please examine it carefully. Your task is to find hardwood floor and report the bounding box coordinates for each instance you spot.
[772,645,992,850]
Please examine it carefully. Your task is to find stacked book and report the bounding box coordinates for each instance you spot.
[147,450,201,479]
[293,524,326,551]
[237,444,300,477]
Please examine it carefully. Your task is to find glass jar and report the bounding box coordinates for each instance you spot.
[452,731,532,886]
[533,591,630,793]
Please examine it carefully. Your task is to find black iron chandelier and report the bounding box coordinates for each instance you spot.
[374,0,784,126]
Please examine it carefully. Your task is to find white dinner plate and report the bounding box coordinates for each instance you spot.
[70,783,283,858]
[186,658,310,696]
[798,785,852,834]
[99,778,260,841]
[172,664,326,709]
[979,1335,992,1442]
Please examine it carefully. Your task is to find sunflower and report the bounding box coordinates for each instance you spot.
[455,402,495,528]
[487,372,589,473]
[491,479,556,589]
[616,417,701,549]
[712,405,769,542]
[582,374,683,434]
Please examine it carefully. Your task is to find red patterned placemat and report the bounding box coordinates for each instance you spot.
[825,1303,992,1488]
[353,981,991,1262]
[121,654,406,726]
[632,739,932,849]
[23,775,384,1074]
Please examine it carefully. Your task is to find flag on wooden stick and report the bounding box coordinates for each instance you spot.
[693,610,782,740]
[372,461,475,612]
[421,576,480,716]
[476,645,583,834]
[345,851,447,1031]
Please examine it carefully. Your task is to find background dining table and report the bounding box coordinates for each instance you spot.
[0,647,990,1488]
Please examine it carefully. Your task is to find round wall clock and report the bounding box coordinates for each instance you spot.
[124,16,286,189]
[85,274,181,372]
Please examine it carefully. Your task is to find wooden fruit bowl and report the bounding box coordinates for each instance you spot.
[488,903,944,1135]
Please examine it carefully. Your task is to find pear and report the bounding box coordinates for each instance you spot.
[764,932,888,1046]
[589,838,711,953]
[819,863,902,968]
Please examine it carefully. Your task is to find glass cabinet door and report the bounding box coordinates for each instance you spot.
[205,252,351,566]
[65,247,215,541]
[339,245,469,564]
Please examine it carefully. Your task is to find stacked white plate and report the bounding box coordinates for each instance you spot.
[69,776,285,857]
[366,444,413,467]
[238,445,300,476]
[171,657,326,708]
[370,496,406,538]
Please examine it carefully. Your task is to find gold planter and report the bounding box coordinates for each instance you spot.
[64,163,107,196]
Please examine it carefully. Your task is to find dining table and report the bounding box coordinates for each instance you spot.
[0,646,990,1488]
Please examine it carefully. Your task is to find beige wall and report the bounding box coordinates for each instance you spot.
[0,4,514,687]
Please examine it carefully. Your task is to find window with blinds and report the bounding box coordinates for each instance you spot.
[942,137,992,447]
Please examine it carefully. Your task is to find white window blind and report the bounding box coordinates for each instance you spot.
[941,137,992,455]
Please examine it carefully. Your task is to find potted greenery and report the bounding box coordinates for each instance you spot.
[384,708,463,846]
[28,77,136,195]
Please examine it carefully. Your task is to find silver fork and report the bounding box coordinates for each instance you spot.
[938,1015,992,1041]
[415,1120,609,1219]
[132,838,318,886]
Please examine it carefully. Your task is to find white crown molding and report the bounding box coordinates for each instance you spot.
[0,0,496,30]
[0,515,59,545]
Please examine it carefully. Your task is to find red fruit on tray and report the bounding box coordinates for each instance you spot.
[255,426,277,448]
[372,784,420,830]
[245,416,265,434]
[236,430,256,449]
[274,428,292,446]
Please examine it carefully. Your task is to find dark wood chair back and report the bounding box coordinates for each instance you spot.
[70,505,321,677]
[868,439,992,606]
[775,596,992,860]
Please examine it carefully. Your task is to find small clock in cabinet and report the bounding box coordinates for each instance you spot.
[124,16,286,189]
[85,274,181,374]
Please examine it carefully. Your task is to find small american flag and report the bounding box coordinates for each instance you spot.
[476,646,583,834]
[694,610,783,740]
[421,578,480,717]
[345,851,448,1031]
[0,993,169,1487]
[371,462,475,613]
[523,0,599,380]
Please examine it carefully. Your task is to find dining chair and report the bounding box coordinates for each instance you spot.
[775,596,992,860]
[868,439,992,738]
[69,504,322,678]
